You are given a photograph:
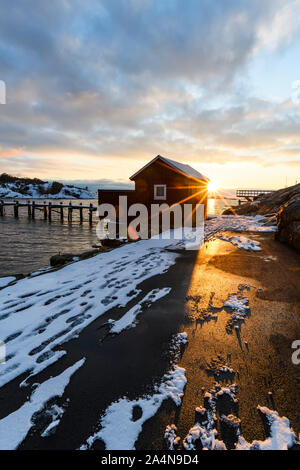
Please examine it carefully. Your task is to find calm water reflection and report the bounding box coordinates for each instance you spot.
[0,199,99,277]
[207,197,237,215]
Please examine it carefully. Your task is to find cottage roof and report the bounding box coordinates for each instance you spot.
[129,155,210,182]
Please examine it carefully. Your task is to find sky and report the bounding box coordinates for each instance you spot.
[0,0,300,189]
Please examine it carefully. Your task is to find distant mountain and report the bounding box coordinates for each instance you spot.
[0,174,95,199]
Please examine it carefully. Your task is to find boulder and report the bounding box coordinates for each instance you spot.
[101,238,126,248]
[275,196,300,252]
[50,253,76,267]
[50,248,101,267]
[224,183,300,217]
[223,184,300,252]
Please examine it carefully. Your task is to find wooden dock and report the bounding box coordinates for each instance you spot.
[236,189,274,202]
[0,200,97,225]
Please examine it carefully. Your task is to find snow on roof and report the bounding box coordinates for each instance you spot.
[129,155,210,182]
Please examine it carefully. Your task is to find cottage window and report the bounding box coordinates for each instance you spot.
[154,184,167,200]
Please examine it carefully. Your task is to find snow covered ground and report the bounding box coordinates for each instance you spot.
[0,214,281,449]
[0,237,179,389]
[0,276,16,289]
[205,214,276,235]
[0,181,95,199]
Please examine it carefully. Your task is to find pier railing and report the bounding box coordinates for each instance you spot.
[0,200,97,225]
[236,189,274,201]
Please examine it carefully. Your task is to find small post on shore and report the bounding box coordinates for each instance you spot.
[48,202,52,221]
[79,203,83,224]
[32,201,35,219]
[27,202,32,218]
[43,201,47,220]
[0,200,4,217]
[68,202,72,222]
[89,203,93,226]
[14,201,19,218]
[60,202,64,222]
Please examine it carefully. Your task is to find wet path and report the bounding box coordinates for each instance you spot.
[137,233,300,449]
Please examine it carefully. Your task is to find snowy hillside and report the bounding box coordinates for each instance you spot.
[0,174,95,199]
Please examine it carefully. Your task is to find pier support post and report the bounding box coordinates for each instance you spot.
[68,202,72,222]
[28,203,32,218]
[60,202,64,222]
[32,201,35,219]
[48,202,52,221]
[14,201,19,218]
[89,203,93,226]
[43,202,47,220]
[0,200,4,217]
[79,203,83,224]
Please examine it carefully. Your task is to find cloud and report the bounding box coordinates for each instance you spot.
[0,0,299,179]
[256,0,300,50]
[0,147,22,158]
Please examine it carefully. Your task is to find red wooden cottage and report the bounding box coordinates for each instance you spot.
[98,155,210,230]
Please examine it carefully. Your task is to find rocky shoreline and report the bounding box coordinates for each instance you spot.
[223,183,300,251]
[0,173,95,199]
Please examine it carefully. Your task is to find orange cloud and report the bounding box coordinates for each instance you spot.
[0,147,22,158]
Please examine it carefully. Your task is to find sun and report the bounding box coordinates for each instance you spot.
[207,181,219,192]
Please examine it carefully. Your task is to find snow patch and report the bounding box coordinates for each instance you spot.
[41,404,65,437]
[218,235,262,251]
[164,424,180,450]
[224,293,250,333]
[224,294,250,313]
[109,287,171,334]
[204,214,277,236]
[0,358,85,449]
[237,406,299,450]
[81,365,186,450]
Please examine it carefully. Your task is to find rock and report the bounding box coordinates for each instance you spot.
[101,239,125,248]
[79,249,101,260]
[275,196,300,252]
[50,253,76,267]
[223,184,300,252]
[50,249,102,267]
[224,183,300,217]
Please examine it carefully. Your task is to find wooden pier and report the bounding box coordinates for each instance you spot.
[236,189,274,203]
[0,200,97,225]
